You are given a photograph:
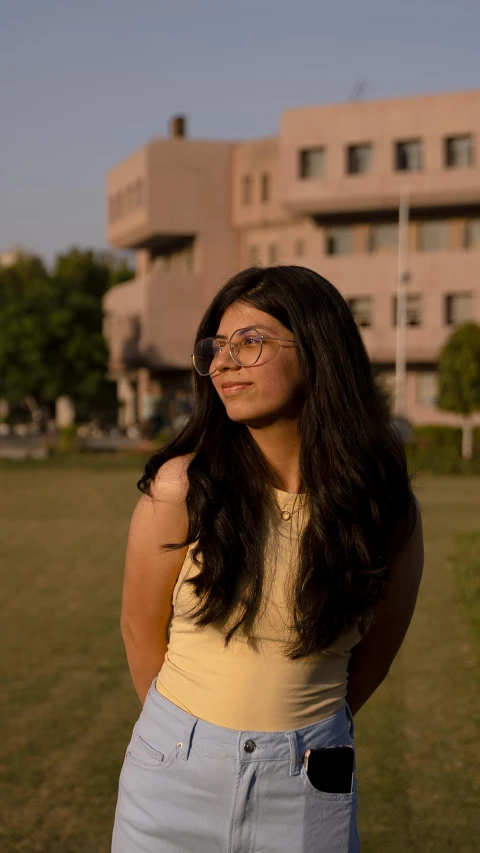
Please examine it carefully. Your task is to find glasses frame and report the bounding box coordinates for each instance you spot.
[191,325,297,376]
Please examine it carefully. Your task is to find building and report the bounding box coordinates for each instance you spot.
[104,91,480,428]
[0,246,31,267]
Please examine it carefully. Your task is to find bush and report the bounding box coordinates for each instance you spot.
[407,425,480,475]
[54,426,79,456]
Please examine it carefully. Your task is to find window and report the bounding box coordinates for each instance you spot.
[445,135,474,168]
[299,148,325,179]
[325,226,352,256]
[242,175,253,205]
[268,244,278,264]
[294,238,305,257]
[125,184,134,212]
[395,139,423,171]
[249,245,260,265]
[445,293,472,325]
[346,144,372,175]
[135,179,144,207]
[417,220,449,251]
[369,222,399,253]
[117,191,125,217]
[416,373,437,407]
[261,173,270,203]
[392,294,422,326]
[347,297,373,328]
[109,197,117,222]
[465,218,480,248]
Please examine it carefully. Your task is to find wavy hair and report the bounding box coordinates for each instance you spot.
[138,265,416,659]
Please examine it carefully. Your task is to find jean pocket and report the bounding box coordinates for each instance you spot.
[300,766,360,852]
[300,764,358,802]
[125,712,178,771]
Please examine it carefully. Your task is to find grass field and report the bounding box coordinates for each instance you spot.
[0,465,479,852]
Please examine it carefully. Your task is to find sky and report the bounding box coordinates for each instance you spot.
[1,0,480,264]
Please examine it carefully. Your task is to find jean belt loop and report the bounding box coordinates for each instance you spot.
[286,731,301,776]
[345,702,355,739]
[178,716,198,761]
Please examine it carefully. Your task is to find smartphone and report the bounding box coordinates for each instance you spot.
[303,744,355,794]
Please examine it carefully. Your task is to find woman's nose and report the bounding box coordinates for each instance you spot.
[212,344,238,371]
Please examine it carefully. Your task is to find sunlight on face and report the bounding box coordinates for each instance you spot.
[210,303,305,427]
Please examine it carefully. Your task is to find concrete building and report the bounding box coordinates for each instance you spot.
[0,246,32,267]
[104,92,480,428]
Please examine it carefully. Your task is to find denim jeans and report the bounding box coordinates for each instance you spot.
[111,678,360,852]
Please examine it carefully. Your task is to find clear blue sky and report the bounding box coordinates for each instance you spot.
[1,0,479,264]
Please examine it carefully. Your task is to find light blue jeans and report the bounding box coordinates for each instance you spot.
[111,678,360,852]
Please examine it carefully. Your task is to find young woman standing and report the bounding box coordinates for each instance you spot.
[111,265,423,853]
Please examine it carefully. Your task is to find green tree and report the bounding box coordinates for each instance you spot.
[0,247,128,418]
[437,322,480,460]
[0,254,54,409]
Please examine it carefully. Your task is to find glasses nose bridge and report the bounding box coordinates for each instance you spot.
[212,338,240,370]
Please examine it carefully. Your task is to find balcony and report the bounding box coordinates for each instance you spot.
[103,268,201,375]
[107,138,233,250]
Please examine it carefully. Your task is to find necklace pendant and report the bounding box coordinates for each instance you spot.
[281,510,292,521]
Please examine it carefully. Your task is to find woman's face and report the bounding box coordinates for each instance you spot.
[210,303,305,427]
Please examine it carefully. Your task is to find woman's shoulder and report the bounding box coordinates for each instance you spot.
[149,453,196,504]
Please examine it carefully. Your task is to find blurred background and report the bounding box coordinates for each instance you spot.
[1,1,479,851]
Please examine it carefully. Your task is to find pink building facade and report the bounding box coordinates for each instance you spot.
[104,92,480,428]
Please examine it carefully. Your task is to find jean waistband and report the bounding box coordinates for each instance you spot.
[142,679,355,777]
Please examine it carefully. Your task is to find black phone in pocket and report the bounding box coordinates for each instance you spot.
[303,744,355,794]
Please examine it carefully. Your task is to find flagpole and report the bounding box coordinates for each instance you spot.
[394,187,409,417]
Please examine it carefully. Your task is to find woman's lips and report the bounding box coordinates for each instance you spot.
[221,383,252,395]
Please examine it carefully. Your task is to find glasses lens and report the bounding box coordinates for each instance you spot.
[231,329,262,365]
[193,329,263,375]
[193,338,218,375]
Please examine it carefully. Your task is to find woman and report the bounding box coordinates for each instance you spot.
[112,265,423,853]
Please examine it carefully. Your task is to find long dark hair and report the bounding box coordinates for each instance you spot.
[138,266,416,659]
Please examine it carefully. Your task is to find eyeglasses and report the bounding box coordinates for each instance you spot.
[192,326,296,376]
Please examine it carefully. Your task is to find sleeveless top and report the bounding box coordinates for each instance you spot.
[155,488,363,731]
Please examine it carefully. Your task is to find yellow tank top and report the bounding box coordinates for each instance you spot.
[155,488,362,731]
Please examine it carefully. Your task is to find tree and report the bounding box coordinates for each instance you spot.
[437,322,480,460]
[0,247,131,419]
[0,254,54,409]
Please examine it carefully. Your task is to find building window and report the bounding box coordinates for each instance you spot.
[242,175,253,205]
[268,244,278,264]
[346,144,372,175]
[135,178,144,207]
[109,197,117,222]
[465,218,480,248]
[347,296,373,327]
[369,222,398,253]
[417,220,449,251]
[445,293,472,325]
[125,184,134,213]
[249,245,260,266]
[325,226,352,256]
[299,148,325,179]
[117,191,125,218]
[445,135,474,168]
[294,238,305,257]
[395,139,423,171]
[261,173,270,203]
[416,372,437,407]
[392,294,422,326]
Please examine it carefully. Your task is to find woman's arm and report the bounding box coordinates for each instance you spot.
[120,456,191,705]
[346,498,424,716]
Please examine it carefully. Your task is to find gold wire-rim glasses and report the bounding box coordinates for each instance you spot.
[191,325,297,376]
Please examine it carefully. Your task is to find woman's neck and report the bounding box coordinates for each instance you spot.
[247,420,302,494]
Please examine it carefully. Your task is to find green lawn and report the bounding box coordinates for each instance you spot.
[0,467,479,852]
